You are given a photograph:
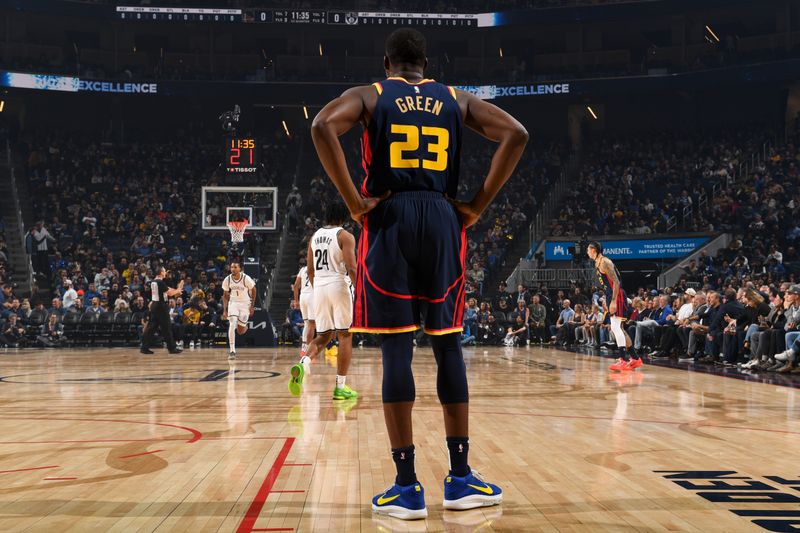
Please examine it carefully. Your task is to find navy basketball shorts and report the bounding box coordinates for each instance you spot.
[350,191,466,336]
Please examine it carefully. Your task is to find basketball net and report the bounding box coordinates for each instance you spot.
[227,220,248,244]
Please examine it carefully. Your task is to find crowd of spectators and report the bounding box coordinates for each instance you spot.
[0,131,300,348]
[552,129,775,237]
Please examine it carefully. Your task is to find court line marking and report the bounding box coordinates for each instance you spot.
[43,477,77,481]
[119,449,164,459]
[0,465,59,474]
[0,417,202,443]
[558,345,800,390]
[236,437,296,533]
[430,408,800,437]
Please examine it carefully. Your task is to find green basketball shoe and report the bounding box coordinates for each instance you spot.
[332,384,358,400]
[288,363,305,397]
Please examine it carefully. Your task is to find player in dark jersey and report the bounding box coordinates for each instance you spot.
[311,28,528,520]
[587,241,643,371]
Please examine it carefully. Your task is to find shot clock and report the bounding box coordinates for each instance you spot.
[225,138,259,174]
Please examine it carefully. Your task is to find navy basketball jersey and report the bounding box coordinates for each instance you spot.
[360,77,462,198]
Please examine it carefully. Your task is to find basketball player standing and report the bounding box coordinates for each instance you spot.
[292,263,315,358]
[311,28,528,519]
[288,202,358,401]
[222,261,256,360]
[587,241,643,371]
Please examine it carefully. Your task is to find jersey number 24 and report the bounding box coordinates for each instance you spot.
[315,249,329,271]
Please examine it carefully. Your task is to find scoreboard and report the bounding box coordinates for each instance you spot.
[224,138,259,174]
[116,7,485,27]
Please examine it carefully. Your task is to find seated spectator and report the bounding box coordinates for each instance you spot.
[464,298,478,336]
[37,313,66,347]
[281,300,303,345]
[86,297,104,315]
[746,289,787,369]
[581,304,602,346]
[551,299,574,345]
[527,294,547,343]
[650,289,697,359]
[0,314,27,347]
[476,314,504,346]
[634,295,674,353]
[568,304,585,345]
[1,297,21,321]
[48,297,64,318]
[504,315,528,347]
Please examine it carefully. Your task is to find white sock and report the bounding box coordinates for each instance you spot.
[335,375,346,389]
[228,321,237,353]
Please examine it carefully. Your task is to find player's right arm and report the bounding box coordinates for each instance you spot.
[450,90,529,228]
[311,86,390,224]
[306,242,315,287]
[221,277,229,320]
[338,230,358,287]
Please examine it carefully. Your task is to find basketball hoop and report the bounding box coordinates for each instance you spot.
[227,220,249,244]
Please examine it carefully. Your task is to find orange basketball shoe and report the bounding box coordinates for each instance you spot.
[609,358,631,372]
[627,357,644,370]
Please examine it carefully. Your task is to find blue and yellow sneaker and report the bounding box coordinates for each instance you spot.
[371,482,428,520]
[443,470,502,510]
[288,363,305,397]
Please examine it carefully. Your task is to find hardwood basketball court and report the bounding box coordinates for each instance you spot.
[0,345,798,532]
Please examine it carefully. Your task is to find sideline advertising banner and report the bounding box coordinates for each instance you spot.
[545,237,709,261]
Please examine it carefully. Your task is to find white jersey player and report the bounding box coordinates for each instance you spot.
[293,265,315,357]
[222,261,256,360]
[289,202,358,401]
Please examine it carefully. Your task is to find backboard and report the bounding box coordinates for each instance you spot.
[201,186,277,231]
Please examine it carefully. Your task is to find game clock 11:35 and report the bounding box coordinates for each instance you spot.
[225,138,259,174]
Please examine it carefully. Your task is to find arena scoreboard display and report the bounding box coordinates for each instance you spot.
[225,138,259,174]
[116,7,484,26]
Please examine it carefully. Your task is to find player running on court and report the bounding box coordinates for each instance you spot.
[310,28,528,520]
[292,262,315,358]
[587,241,643,372]
[288,202,359,401]
[221,261,256,360]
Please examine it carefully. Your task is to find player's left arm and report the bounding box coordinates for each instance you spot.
[599,258,621,311]
[339,230,358,287]
[311,86,389,224]
[449,89,529,228]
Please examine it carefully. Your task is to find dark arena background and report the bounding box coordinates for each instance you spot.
[0,0,800,531]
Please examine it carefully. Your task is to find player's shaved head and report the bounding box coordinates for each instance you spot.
[385,28,427,68]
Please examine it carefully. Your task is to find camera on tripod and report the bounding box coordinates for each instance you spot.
[219,104,241,135]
